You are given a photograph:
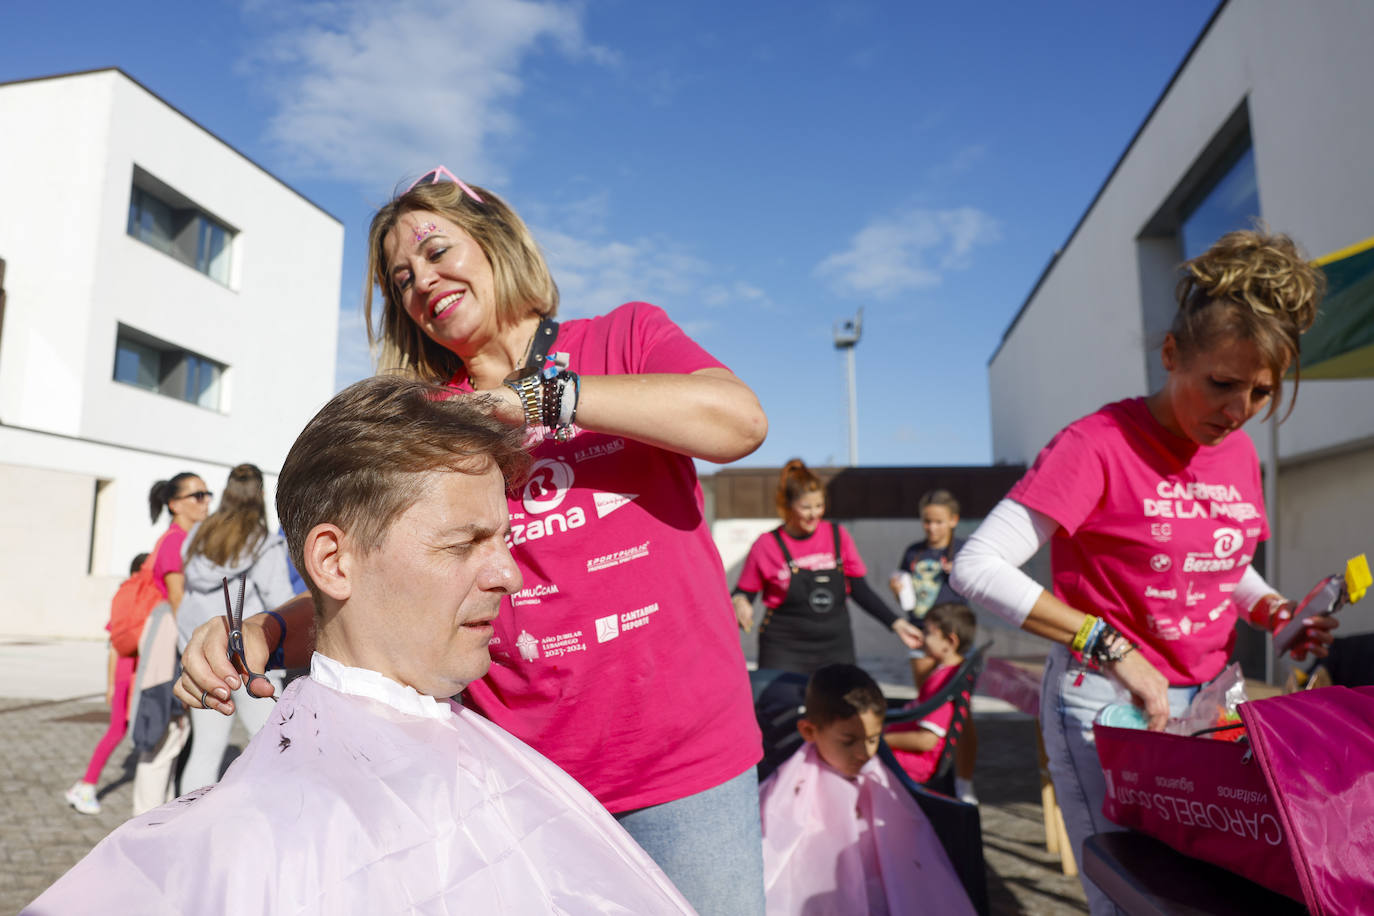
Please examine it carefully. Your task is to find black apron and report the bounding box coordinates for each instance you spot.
[756,523,853,676]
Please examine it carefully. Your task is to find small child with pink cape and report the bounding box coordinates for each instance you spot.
[759,664,974,915]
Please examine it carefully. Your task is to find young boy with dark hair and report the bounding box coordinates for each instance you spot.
[759,663,973,915]
[885,602,977,787]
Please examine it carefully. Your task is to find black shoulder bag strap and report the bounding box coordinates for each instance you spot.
[525,317,561,370]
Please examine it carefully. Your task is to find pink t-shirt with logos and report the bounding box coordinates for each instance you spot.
[887,661,959,784]
[735,522,867,608]
[1008,397,1268,685]
[456,302,761,813]
[151,523,190,600]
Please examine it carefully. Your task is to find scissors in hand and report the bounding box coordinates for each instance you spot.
[222,575,277,701]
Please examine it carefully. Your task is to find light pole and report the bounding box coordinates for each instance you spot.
[833,308,863,466]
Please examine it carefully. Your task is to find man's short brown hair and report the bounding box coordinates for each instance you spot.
[276,375,530,601]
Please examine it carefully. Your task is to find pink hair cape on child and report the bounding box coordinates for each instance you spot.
[759,742,974,916]
[25,675,695,915]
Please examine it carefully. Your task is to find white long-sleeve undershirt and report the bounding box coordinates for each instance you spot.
[950,498,1276,628]
[949,499,1056,627]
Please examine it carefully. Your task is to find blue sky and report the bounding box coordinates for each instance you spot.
[3,0,1217,468]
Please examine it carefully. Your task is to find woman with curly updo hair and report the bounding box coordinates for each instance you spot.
[950,229,1334,915]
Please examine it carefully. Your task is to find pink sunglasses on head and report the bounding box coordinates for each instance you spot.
[406,166,484,203]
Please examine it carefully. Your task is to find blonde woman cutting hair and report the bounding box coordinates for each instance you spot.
[177,170,769,915]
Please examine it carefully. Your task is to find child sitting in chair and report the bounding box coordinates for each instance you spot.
[885,602,976,787]
[759,663,974,916]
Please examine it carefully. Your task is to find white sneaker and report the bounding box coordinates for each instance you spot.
[64,781,101,815]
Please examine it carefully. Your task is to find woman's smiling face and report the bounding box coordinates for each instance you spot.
[785,490,826,536]
[384,210,500,355]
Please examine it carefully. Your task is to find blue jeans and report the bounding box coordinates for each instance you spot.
[614,766,766,916]
[1040,645,1199,916]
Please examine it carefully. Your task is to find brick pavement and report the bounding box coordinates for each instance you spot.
[1,695,251,914]
[2,694,138,914]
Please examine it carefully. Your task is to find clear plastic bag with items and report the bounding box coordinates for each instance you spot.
[1166,662,1248,740]
[1092,662,1248,737]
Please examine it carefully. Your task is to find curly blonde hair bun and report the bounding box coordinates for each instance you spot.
[1171,229,1326,415]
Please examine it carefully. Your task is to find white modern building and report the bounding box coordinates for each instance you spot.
[0,69,344,637]
[988,1,1374,646]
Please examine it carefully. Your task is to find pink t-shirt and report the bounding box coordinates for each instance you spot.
[457,302,761,812]
[151,523,190,600]
[736,522,867,608]
[1008,397,1268,685]
[887,662,959,784]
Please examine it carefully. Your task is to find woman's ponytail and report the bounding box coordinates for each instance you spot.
[148,472,200,523]
[148,480,172,523]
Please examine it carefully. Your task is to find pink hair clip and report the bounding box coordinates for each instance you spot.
[406,166,484,203]
[414,222,439,244]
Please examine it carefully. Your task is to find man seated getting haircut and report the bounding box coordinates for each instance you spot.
[26,376,694,916]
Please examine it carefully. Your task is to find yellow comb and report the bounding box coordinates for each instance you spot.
[1346,554,1371,604]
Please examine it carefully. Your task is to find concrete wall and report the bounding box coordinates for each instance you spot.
[991,1,1374,467]
[1274,444,1374,637]
[0,465,123,639]
[0,427,282,637]
[987,1,1374,605]
[0,70,341,636]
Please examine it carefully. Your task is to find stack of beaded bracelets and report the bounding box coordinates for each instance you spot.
[1071,614,1137,668]
[505,367,580,442]
[541,370,580,441]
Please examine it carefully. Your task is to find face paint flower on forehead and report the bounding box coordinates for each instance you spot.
[414,222,440,245]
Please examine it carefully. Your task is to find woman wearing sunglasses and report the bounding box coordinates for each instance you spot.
[66,473,210,816]
[147,473,213,613]
[176,463,296,795]
[180,170,769,914]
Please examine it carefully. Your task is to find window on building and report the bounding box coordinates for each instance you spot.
[1179,142,1260,260]
[113,324,226,410]
[126,170,235,286]
[1137,114,1261,390]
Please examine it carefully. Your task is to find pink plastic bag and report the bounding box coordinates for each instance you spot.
[1095,720,1303,901]
[1241,685,1374,915]
[1096,685,1374,910]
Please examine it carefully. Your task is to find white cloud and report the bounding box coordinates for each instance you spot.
[701,281,771,309]
[816,207,1000,300]
[243,0,611,185]
[536,227,710,317]
[527,223,780,334]
[926,144,987,182]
